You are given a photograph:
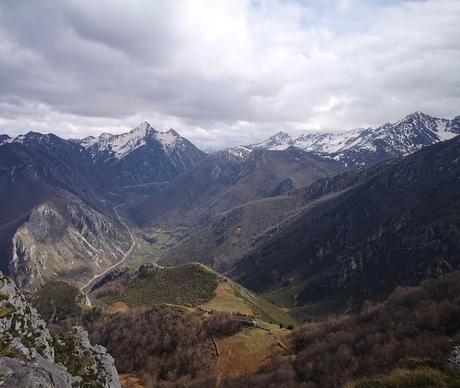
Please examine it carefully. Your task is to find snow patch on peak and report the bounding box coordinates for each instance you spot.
[77,122,191,160]
[79,122,159,159]
[133,121,151,133]
[167,128,180,136]
[12,134,25,144]
[250,130,294,150]
[223,145,252,159]
[434,119,457,141]
[154,130,178,149]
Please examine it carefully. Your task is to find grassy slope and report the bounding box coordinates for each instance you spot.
[215,326,289,378]
[202,278,298,328]
[96,263,298,328]
[128,227,185,269]
[102,263,218,307]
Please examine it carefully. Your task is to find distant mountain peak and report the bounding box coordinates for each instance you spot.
[409,110,425,117]
[131,121,156,135]
[134,120,151,130]
[79,122,160,159]
[245,112,459,166]
[269,131,292,142]
[273,130,290,137]
[249,130,294,150]
[398,111,435,124]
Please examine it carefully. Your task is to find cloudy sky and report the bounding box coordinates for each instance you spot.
[0,0,459,149]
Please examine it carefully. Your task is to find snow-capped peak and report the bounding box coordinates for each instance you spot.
[133,121,151,133]
[79,121,158,159]
[242,112,459,166]
[76,122,192,160]
[249,130,294,150]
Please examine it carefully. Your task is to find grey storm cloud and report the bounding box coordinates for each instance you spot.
[0,0,459,149]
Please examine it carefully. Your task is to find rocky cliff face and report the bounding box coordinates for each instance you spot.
[0,272,120,387]
[8,190,131,290]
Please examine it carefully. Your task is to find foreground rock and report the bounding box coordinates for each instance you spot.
[0,271,120,387]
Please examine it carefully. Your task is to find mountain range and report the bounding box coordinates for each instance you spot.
[0,111,459,298]
[245,111,460,167]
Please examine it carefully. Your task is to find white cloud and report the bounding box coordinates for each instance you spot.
[0,0,459,149]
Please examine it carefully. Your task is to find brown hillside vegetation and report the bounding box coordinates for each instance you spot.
[32,268,460,387]
[89,306,243,386]
[225,272,460,387]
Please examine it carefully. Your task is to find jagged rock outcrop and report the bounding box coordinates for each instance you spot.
[0,356,79,388]
[0,272,120,387]
[8,190,131,290]
[0,273,54,361]
[0,271,76,387]
[69,326,120,388]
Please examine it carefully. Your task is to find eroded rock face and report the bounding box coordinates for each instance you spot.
[9,226,47,291]
[8,191,131,291]
[0,272,120,387]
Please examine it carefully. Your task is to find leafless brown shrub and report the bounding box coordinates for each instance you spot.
[205,312,242,337]
[89,305,217,385]
[225,272,460,387]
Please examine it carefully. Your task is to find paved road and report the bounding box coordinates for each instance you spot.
[81,206,136,293]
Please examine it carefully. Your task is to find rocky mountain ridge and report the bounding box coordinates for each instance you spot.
[246,112,460,166]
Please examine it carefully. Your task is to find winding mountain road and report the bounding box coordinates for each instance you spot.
[81,206,136,293]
